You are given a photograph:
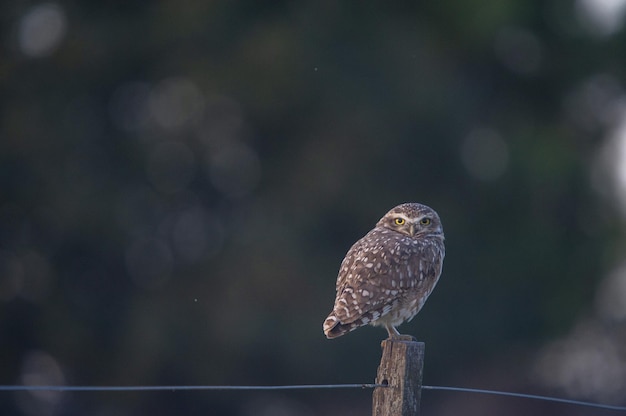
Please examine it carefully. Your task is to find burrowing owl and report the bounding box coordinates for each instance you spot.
[323,203,445,339]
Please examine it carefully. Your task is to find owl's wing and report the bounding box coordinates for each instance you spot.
[332,233,444,326]
[334,229,389,292]
[332,274,396,326]
[332,235,405,325]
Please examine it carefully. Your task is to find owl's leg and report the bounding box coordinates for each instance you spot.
[386,325,401,338]
[386,325,416,341]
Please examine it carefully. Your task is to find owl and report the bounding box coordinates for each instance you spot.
[323,203,445,339]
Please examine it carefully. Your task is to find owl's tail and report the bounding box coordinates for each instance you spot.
[323,314,357,339]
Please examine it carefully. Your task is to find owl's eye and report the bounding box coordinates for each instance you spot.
[420,217,432,226]
[394,218,405,225]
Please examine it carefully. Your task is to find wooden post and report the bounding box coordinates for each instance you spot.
[372,338,425,416]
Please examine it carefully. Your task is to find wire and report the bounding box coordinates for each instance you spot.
[0,383,381,392]
[422,385,626,412]
[1,383,625,411]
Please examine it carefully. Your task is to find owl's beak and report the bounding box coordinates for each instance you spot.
[408,223,416,236]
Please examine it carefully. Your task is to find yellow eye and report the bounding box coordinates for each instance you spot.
[394,218,405,225]
[420,217,431,226]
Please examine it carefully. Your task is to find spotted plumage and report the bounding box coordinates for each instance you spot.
[323,203,445,339]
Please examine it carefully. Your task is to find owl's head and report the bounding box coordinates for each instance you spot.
[377,202,444,238]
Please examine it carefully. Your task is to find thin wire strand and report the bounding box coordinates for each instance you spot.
[1,384,624,411]
[422,385,626,412]
[0,384,381,392]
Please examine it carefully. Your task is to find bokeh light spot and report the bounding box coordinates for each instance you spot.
[149,77,205,130]
[563,74,622,132]
[596,261,626,321]
[591,102,626,218]
[17,351,65,416]
[18,3,67,58]
[534,321,626,403]
[576,0,626,36]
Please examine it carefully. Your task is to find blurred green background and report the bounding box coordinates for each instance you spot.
[2,1,626,415]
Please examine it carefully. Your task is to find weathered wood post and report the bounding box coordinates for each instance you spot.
[372,338,425,416]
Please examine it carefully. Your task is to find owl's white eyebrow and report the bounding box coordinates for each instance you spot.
[393,214,411,220]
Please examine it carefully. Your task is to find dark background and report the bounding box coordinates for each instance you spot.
[2,1,626,415]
